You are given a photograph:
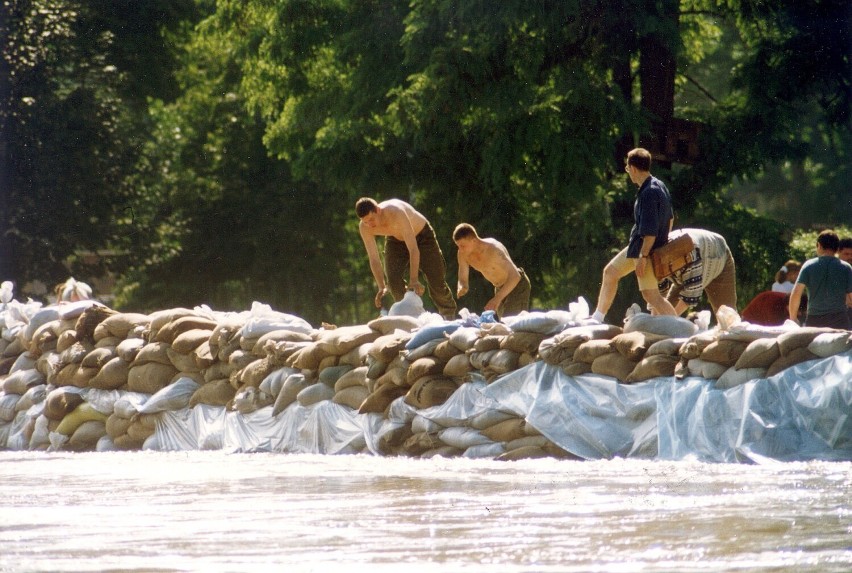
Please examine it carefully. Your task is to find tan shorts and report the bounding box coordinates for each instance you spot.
[607,247,660,291]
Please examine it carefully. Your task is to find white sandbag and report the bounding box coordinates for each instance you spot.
[239,301,314,338]
[259,367,298,398]
[137,377,200,414]
[9,352,37,374]
[367,315,421,334]
[22,308,61,343]
[715,367,767,390]
[503,310,576,335]
[462,442,506,459]
[447,327,482,352]
[807,332,852,358]
[0,393,19,423]
[3,368,46,394]
[388,291,425,317]
[686,358,728,380]
[469,409,518,430]
[113,392,150,418]
[296,382,335,407]
[412,414,443,434]
[438,426,492,449]
[623,311,697,338]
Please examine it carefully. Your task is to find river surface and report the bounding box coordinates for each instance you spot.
[0,452,849,572]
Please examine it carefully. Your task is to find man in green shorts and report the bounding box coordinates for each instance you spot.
[453,223,530,318]
[356,197,457,320]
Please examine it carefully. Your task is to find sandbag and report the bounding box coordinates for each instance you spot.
[81,346,116,369]
[734,338,781,370]
[358,383,407,414]
[132,342,172,366]
[443,353,473,378]
[189,379,236,407]
[469,409,517,430]
[472,335,502,352]
[367,315,421,335]
[611,331,668,361]
[405,322,460,351]
[44,387,85,421]
[105,413,133,439]
[561,360,593,377]
[715,367,767,390]
[100,313,150,339]
[406,357,446,385]
[405,376,458,409]
[573,339,617,364]
[155,316,218,344]
[166,347,200,373]
[171,329,213,354]
[447,327,481,352]
[686,358,728,380]
[699,340,749,368]
[404,338,443,362]
[438,426,492,449]
[375,366,408,388]
[368,332,410,363]
[646,338,686,357]
[679,332,720,360]
[272,373,312,414]
[481,418,527,442]
[496,445,550,461]
[625,354,679,383]
[334,366,368,392]
[296,382,335,407]
[127,362,179,394]
[137,376,200,414]
[316,325,381,356]
[433,340,462,362]
[115,338,145,363]
[766,346,820,377]
[55,402,108,436]
[807,332,852,358]
[67,420,107,451]
[777,327,840,357]
[239,357,276,387]
[89,356,130,390]
[484,349,520,376]
[333,385,370,410]
[623,312,698,338]
[500,331,547,355]
[3,368,45,394]
[591,352,638,382]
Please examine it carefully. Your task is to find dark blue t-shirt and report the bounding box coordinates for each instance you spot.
[627,175,673,258]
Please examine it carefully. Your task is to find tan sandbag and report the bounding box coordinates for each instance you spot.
[70,365,98,388]
[127,362,179,394]
[500,331,547,355]
[89,356,130,390]
[203,361,232,383]
[469,349,498,371]
[44,389,84,422]
[67,420,107,451]
[433,340,462,361]
[316,325,381,356]
[368,332,410,363]
[766,346,820,377]
[378,424,414,454]
[777,327,840,357]
[484,349,520,375]
[228,349,256,372]
[561,361,592,377]
[189,379,236,407]
[55,402,108,435]
[407,357,446,385]
[56,329,80,353]
[542,441,582,460]
[375,365,408,388]
[443,353,472,378]
[808,332,852,358]
[333,385,370,410]
[715,367,767,390]
[74,305,118,340]
[113,433,145,451]
[3,368,45,394]
[58,341,93,369]
[94,336,121,349]
[405,376,458,409]
[54,363,81,387]
[287,342,328,370]
[368,315,421,335]
[469,409,517,430]
[481,418,527,442]
[239,357,276,387]
[358,382,407,414]
[611,331,668,361]
[114,338,144,363]
[155,316,218,344]
[125,418,155,442]
[421,446,463,459]
[447,327,481,352]
[402,431,442,457]
[194,340,216,369]
[591,352,638,382]
[296,382,335,406]
[625,354,679,383]
[82,346,116,369]
[272,374,311,414]
[339,343,370,368]
[132,342,172,367]
[646,338,686,357]
[473,335,502,352]
[679,331,720,360]
[334,366,368,392]
[366,356,388,380]
[496,445,549,461]
[101,313,150,339]
[171,329,213,354]
[167,347,200,373]
[518,352,537,367]
[700,340,749,368]
[573,339,617,364]
[507,435,549,451]
[148,307,198,334]
[216,337,242,363]
[3,337,25,358]
[317,354,339,371]
[105,413,133,439]
[734,338,781,370]
[686,358,728,380]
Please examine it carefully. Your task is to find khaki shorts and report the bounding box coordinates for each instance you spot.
[607,247,660,291]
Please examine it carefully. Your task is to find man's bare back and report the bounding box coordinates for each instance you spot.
[460,238,515,288]
[358,199,427,240]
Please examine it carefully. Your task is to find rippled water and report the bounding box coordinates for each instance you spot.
[0,452,849,572]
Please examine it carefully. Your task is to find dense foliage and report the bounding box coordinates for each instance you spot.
[2,0,849,323]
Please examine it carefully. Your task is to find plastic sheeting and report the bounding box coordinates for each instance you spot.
[148,351,852,463]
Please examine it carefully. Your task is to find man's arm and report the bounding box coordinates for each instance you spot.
[788,283,806,323]
[359,224,388,307]
[635,235,657,278]
[486,265,521,311]
[456,252,470,298]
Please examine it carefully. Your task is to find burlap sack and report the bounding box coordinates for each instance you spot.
[69,365,99,388]
[338,343,370,368]
[421,446,463,459]
[506,435,549,451]
[203,361,232,383]
[114,338,144,363]
[316,325,381,356]
[228,349,256,372]
[443,353,472,378]
[215,337,242,363]
[74,305,118,340]
[101,313,150,339]
[433,340,462,361]
[405,376,458,409]
[715,367,767,389]
[88,357,130,390]
[473,335,502,353]
[700,340,749,368]
[777,327,839,357]
[155,316,217,344]
[271,373,311,414]
[679,332,720,360]
[358,382,407,414]
[611,331,668,361]
[67,420,107,451]
[369,332,410,363]
[808,332,852,358]
[125,417,155,442]
[375,365,408,388]
[148,307,197,333]
[171,329,213,354]
[377,425,414,454]
[296,382,335,407]
[366,356,387,380]
[538,336,577,365]
[500,331,547,355]
[447,327,481,352]
[518,352,537,367]
[367,315,421,335]
[333,385,370,410]
[166,347,200,373]
[237,356,274,387]
[3,368,45,394]
[766,346,820,377]
[94,336,121,349]
[249,329,312,356]
[573,339,617,364]
[561,360,592,377]
[55,402,108,435]
[193,340,216,369]
[132,342,172,367]
[56,329,80,353]
[496,445,549,461]
[481,418,527,442]
[81,346,116,369]
[591,352,638,382]
[469,409,516,430]
[734,338,781,370]
[105,413,132,439]
[404,338,443,362]
[407,357,446,385]
[484,349,520,376]
[113,433,145,451]
[625,354,679,383]
[402,431,443,457]
[646,338,686,357]
[127,362,179,394]
[287,342,328,370]
[686,358,728,380]
[189,378,236,407]
[334,366,368,392]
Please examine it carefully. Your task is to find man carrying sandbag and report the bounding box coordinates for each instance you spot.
[356,197,457,320]
[453,223,530,318]
[591,148,678,323]
[656,228,737,316]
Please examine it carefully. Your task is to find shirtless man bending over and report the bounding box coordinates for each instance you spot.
[453,223,530,318]
[356,197,457,319]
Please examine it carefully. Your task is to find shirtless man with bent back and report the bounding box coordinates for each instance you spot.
[356,197,457,319]
[453,223,530,318]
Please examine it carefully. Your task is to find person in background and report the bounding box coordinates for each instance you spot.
[53,277,93,303]
[788,230,852,329]
[453,223,530,318]
[356,197,457,320]
[656,228,737,316]
[591,148,678,323]
[839,237,852,323]
[771,260,801,294]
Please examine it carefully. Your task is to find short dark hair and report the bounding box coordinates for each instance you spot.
[839,237,852,250]
[817,229,840,252]
[626,148,652,171]
[453,223,478,241]
[355,197,379,218]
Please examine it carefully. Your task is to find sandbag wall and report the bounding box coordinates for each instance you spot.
[1,300,850,459]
